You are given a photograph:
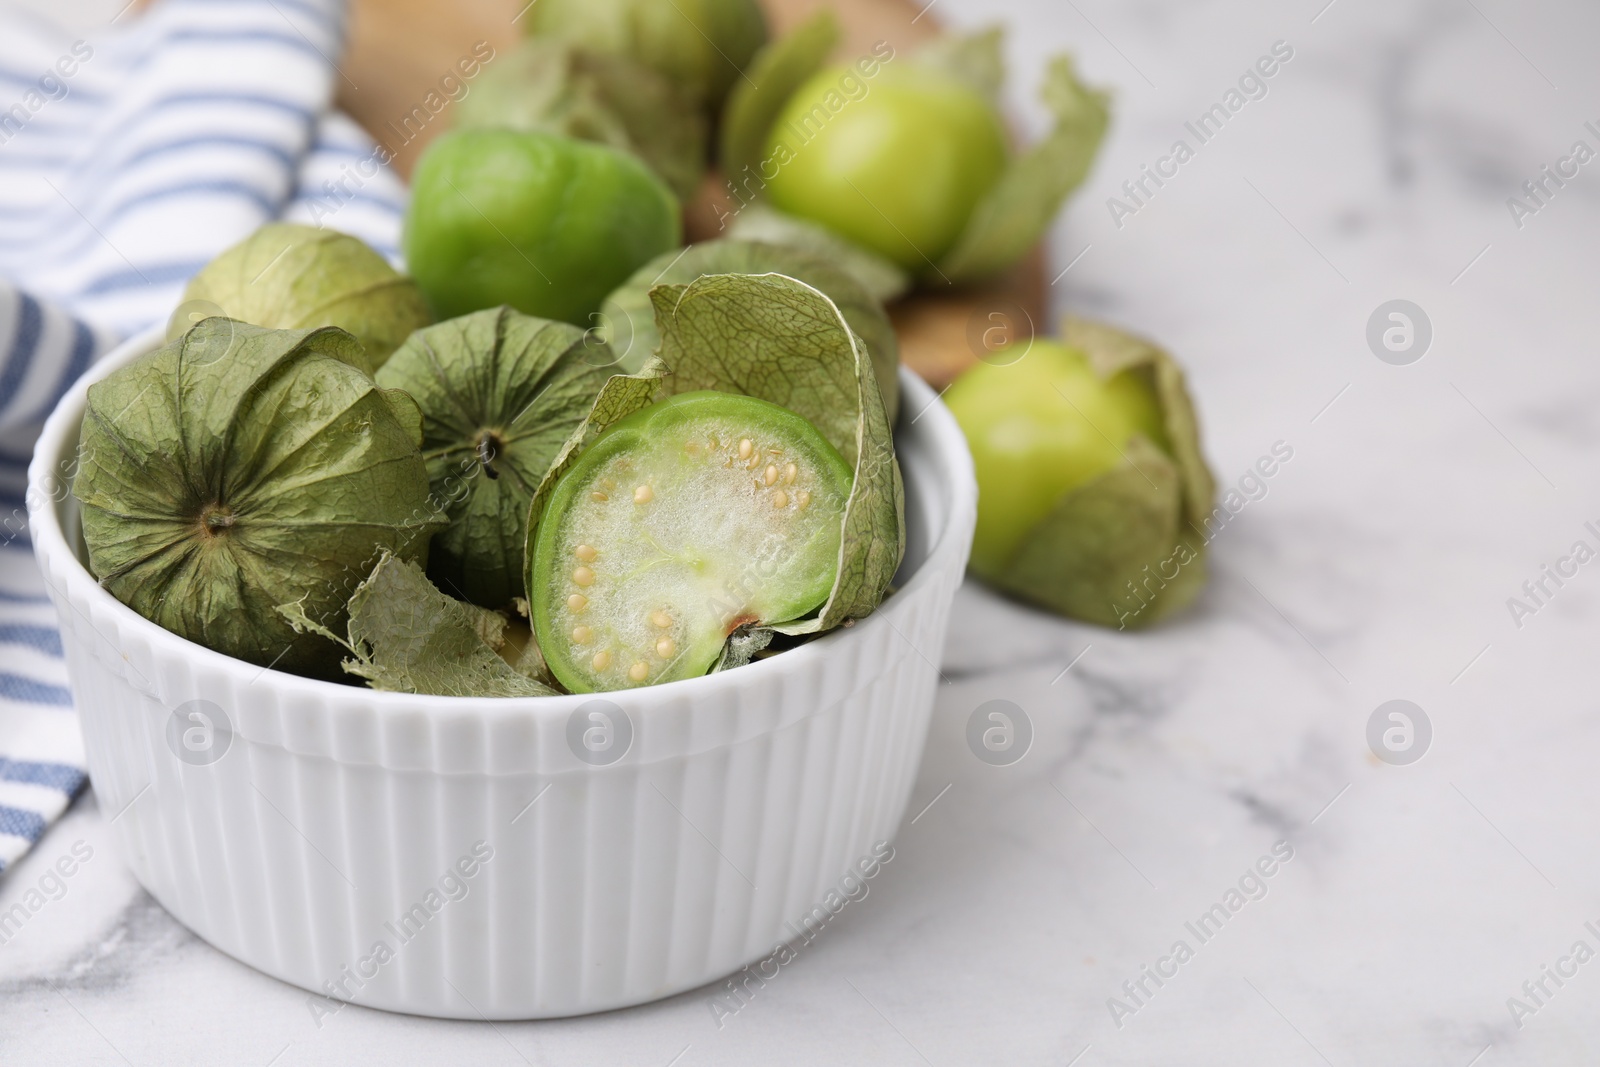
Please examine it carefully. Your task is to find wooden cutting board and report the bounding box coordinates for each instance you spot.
[336,0,1046,387]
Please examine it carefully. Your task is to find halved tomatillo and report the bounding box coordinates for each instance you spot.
[530,391,852,692]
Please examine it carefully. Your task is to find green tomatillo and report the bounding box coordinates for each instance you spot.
[719,19,1110,288]
[765,63,1008,272]
[946,320,1215,628]
[403,128,682,327]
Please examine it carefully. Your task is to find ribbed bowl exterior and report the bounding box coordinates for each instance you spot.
[28,333,976,1020]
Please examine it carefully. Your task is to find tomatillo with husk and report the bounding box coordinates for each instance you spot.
[720,21,1110,287]
[72,320,446,676]
[174,223,430,375]
[946,319,1215,628]
[375,306,614,607]
[765,63,1008,272]
[522,271,904,690]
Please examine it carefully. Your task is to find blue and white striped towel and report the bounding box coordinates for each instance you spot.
[0,0,408,874]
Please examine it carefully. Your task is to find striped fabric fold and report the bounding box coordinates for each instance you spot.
[0,0,407,875]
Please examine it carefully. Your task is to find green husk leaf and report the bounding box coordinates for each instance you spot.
[376,387,426,447]
[280,551,558,696]
[936,55,1110,283]
[909,25,1004,103]
[274,596,349,649]
[175,223,430,375]
[74,320,447,677]
[990,318,1215,628]
[375,307,614,607]
[467,602,511,650]
[647,273,904,632]
[717,10,839,186]
[455,38,707,202]
[993,437,1205,628]
[1064,316,1215,529]
[600,238,901,419]
[725,204,910,303]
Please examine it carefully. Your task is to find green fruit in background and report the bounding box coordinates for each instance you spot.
[403,128,681,327]
[722,23,1110,287]
[525,0,767,112]
[946,322,1215,628]
[173,223,430,375]
[762,64,1009,272]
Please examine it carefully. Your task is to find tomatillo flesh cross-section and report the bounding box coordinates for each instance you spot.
[530,391,853,693]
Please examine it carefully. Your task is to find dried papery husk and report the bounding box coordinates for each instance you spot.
[985,317,1216,628]
[175,223,430,374]
[375,306,614,607]
[74,320,446,676]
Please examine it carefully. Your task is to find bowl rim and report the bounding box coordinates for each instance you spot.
[26,325,977,719]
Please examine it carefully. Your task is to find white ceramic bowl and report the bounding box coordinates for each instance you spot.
[26,327,976,1020]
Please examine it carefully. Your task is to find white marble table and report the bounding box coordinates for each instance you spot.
[7,0,1600,1063]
